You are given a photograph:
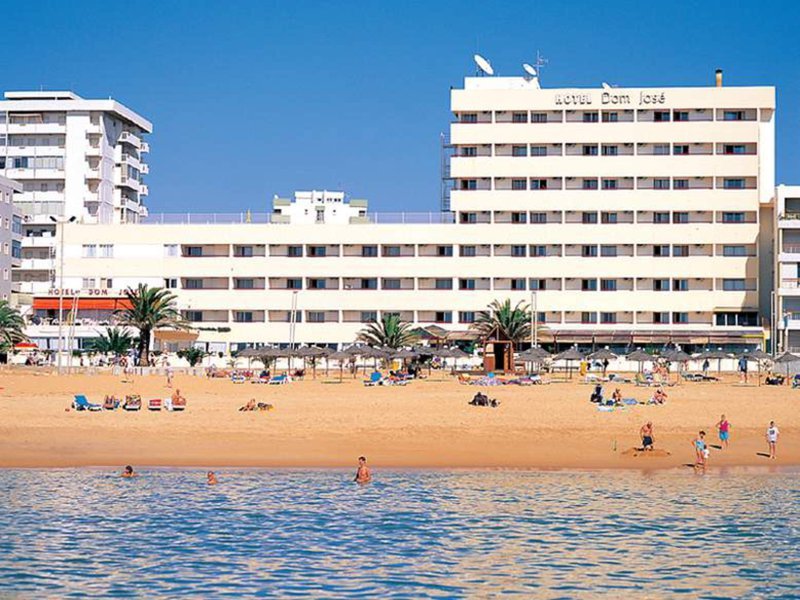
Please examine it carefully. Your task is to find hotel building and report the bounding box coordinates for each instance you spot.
[0,175,22,302]
[20,71,777,354]
[774,184,800,351]
[1,91,152,301]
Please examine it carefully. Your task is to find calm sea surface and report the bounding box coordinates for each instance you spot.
[0,468,798,598]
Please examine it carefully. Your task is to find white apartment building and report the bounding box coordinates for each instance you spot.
[0,175,22,302]
[774,184,800,351]
[21,70,777,355]
[273,190,368,224]
[1,91,152,300]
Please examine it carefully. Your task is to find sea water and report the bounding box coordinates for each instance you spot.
[0,468,798,598]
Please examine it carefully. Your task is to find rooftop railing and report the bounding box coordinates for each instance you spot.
[140,212,457,225]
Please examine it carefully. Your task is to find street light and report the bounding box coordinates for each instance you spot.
[530,290,538,348]
[49,215,77,374]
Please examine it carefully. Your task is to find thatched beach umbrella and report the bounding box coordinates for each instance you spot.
[773,351,800,381]
[662,349,691,384]
[588,348,617,361]
[696,349,731,375]
[295,346,330,379]
[327,350,353,382]
[736,349,770,386]
[553,347,584,379]
[625,349,654,373]
[518,346,551,373]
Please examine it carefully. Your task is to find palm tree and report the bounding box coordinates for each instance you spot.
[0,300,27,350]
[357,314,415,349]
[116,284,187,366]
[472,299,531,344]
[178,346,206,367]
[87,327,135,357]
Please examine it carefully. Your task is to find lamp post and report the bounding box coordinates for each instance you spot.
[530,290,538,348]
[49,215,77,375]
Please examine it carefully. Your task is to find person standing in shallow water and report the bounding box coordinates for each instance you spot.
[766,421,780,459]
[716,415,731,449]
[354,456,372,484]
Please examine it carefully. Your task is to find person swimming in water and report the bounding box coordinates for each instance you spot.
[207,471,218,485]
[121,465,137,478]
[354,456,372,484]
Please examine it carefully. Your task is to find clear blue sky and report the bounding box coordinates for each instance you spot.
[1,0,798,213]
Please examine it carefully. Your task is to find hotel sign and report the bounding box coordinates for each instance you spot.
[47,288,115,296]
[554,91,667,106]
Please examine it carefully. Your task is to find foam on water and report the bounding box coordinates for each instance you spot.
[0,468,798,597]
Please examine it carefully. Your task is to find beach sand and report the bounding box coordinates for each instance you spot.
[0,369,797,470]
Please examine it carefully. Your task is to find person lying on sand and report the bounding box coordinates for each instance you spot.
[640,422,655,451]
[121,465,138,478]
[354,456,372,484]
[239,399,256,412]
[207,471,218,485]
[257,402,274,411]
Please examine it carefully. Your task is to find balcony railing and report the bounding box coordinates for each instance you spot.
[141,212,457,225]
[782,245,800,254]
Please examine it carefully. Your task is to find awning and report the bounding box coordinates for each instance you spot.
[33,297,132,311]
[153,329,198,342]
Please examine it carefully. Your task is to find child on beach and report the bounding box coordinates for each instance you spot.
[715,415,731,449]
[766,421,780,459]
[693,431,708,471]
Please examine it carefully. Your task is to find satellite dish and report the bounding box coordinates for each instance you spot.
[602,82,612,90]
[473,54,494,76]
[523,63,537,77]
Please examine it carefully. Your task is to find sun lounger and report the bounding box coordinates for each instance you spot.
[635,373,655,387]
[103,396,120,410]
[268,374,289,385]
[148,398,162,411]
[231,374,247,384]
[171,397,186,411]
[73,394,102,411]
[122,395,141,411]
[363,372,384,386]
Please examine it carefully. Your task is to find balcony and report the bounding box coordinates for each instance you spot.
[118,131,141,148]
[20,258,53,271]
[140,163,149,175]
[140,142,150,153]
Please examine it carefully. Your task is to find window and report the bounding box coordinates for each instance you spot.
[653,178,670,189]
[530,145,547,156]
[436,245,453,257]
[460,245,477,257]
[512,145,528,157]
[360,278,378,290]
[724,144,747,155]
[435,278,453,290]
[603,111,619,122]
[653,279,670,291]
[459,279,476,290]
[361,311,377,323]
[435,311,452,323]
[654,111,670,122]
[653,312,670,324]
[461,179,477,190]
[383,245,401,257]
[581,312,598,323]
[383,278,401,290]
[602,179,618,190]
[99,244,113,258]
[673,312,689,324]
[582,212,598,224]
[185,311,203,322]
[673,111,689,122]
[235,278,255,289]
[307,246,327,257]
[582,145,598,156]
[461,146,477,157]
[234,311,254,323]
[653,212,670,224]
[673,212,689,224]
[653,245,670,257]
[184,278,204,289]
[582,178,598,190]
[460,113,477,123]
[511,179,527,191]
[308,311,326,323]
[673,145,689,155]
[581,279,597,291]
[601,212,618,224]
[723,179,746,190]
[600,245,617,257]
[531,112,547,123]
[164,244,178,257]
[530,179,548,190]
[308,278,327,290]
[82,277,96,288]
[459,311,476,324]
[82,244,97,258]
[723,110,744,121]
[600,279,617,291]
[715,312,758,326]
[600,312,617,324]
[531,245,547,257]
[511,245,527,257]
[164,278,177,289]
[511,212,527,224]
[673,279,689,291]
[673,245,689,257]
[235,246,254,257]
[530,279,546,290]
[510,278,526,291]
[722,212,746,223]
[186,246,203,257]
[361,245,378,257]
[673,179,689,189]
[653,144,670,155]
[531,212,547,224]
[582,112,599,123]
[722,279,747,291]
[287,278,302,290]
[723,245,747,257]
[512,112,528,123]
[287,245,303,257]
[601,145,618,156]
[460,212,477,224]
[582,245,598,258]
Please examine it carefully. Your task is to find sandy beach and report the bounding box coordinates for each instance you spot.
[0,369,797,470]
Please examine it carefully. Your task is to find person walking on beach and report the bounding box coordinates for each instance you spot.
[716,415,731,449]
[702,359,710,378]
[738,356,748,383]
[693,431,708,471]
[640,422,655,451]
[766,421,780,459]
[354,456,372,484]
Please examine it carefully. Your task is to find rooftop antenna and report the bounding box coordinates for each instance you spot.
[533,50,548,83]
[473,54,494,76]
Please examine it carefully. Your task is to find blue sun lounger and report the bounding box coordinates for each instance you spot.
[73,394,102,411]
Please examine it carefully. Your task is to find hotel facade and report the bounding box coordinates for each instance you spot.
[15,72,780,354]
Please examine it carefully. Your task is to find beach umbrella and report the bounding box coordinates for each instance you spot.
[736,349,769,386]
[295,346,330,379]
[327,350,353,382]
[663,349,691,362]
[553,347,584,379]
[588,349,617,360]
[625,349,654,373]
[392,348,420,360]
[517,347,551,373]
[695,349,731,375]
[773,351,800,381]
